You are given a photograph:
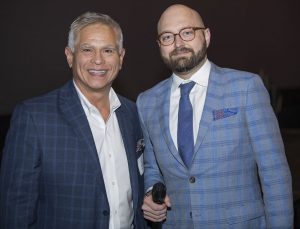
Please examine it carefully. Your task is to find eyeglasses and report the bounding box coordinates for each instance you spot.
[157,27,206,46]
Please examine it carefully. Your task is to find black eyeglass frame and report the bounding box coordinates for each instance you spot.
[157,27,206,46]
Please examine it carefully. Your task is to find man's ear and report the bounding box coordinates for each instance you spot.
[65,47,74,68]
[119,48,126,70]
[204,28,211,48]
[157,40,161,48]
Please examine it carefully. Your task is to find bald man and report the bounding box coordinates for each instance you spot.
[137,4,293,228]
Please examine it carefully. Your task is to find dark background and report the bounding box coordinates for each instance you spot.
[0,0,300,114]
[1,0,300,223]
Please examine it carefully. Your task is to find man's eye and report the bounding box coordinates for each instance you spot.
[103,48,116,54]
[82,48,92,52]
[161,34,172,41]
[182,30,193,36]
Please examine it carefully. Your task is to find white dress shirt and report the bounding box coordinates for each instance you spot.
[74,82,133,229]
[170,59,211,149]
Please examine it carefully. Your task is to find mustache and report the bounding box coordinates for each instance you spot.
[170,47,193,56]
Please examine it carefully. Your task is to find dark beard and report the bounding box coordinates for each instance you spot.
[162,45,207,74]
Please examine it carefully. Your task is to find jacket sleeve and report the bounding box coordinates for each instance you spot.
[0,104,41,229]
[136,94,164,193]
[245,75,294,228]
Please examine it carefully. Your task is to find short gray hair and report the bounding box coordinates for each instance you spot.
[67,12,123,52]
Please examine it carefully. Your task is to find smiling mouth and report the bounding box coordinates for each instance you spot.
[88,69,108,76]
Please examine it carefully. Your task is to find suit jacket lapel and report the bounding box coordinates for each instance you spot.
[158,65,224,168]
[115,100,139,211]
[158,79,186,167]
[194,63,224,154]
[58,81,106,187]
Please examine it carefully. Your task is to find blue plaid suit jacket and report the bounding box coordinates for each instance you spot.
[137,63,293,228]
[0,80,146,229]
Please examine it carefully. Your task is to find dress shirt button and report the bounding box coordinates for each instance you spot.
[189,176,195,183]
[102,210,109,216]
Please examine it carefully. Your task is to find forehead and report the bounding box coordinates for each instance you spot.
[158,7,202,33]
[76,23,117,45]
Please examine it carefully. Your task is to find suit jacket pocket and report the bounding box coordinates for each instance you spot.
[225,200,265,224]
[213,107,238,121]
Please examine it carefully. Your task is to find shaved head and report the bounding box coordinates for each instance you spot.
[158,4,205,34]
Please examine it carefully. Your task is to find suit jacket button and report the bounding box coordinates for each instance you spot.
[102,210,109,216]
[189,176,195,183]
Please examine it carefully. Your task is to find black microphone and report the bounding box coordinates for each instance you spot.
[152,182,166,204]
[151,182,167,229]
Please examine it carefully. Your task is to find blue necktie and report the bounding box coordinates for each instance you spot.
[177,81,195,168]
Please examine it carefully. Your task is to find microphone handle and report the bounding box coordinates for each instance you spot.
[152,182,166,204]
[151,182,166,229]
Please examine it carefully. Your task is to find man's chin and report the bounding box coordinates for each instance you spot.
[174,66,191,74]
[171,56,188,65]
[174,58,190,67]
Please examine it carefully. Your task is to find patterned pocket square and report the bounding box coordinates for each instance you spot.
[213,107,238,121]
[136,138,145,153]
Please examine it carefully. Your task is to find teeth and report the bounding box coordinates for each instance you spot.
[88,70,107,75]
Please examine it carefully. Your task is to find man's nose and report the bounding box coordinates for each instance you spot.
[93,50,104,64]
[174,34,185,47]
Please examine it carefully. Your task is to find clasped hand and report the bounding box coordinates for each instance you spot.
[142,194,171,222]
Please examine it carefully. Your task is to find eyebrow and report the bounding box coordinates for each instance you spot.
[79,43,117,49]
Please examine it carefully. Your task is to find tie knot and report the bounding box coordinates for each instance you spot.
[180,81,195,96]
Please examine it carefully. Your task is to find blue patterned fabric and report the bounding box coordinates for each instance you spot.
[137,62,293,228]
[0,80,146,229]
[178,81,195,168]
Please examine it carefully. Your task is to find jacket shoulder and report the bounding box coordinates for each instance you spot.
[138,78,171,100]
[13,81,73,115]
[211,63,260,82]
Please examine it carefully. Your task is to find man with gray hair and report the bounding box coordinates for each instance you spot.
[0,12,146,229]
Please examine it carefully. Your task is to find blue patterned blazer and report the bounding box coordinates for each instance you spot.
[0,80,146,229]
[137,62,293,228]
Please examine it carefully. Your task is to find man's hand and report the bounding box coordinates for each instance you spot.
[142,193,171,222]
